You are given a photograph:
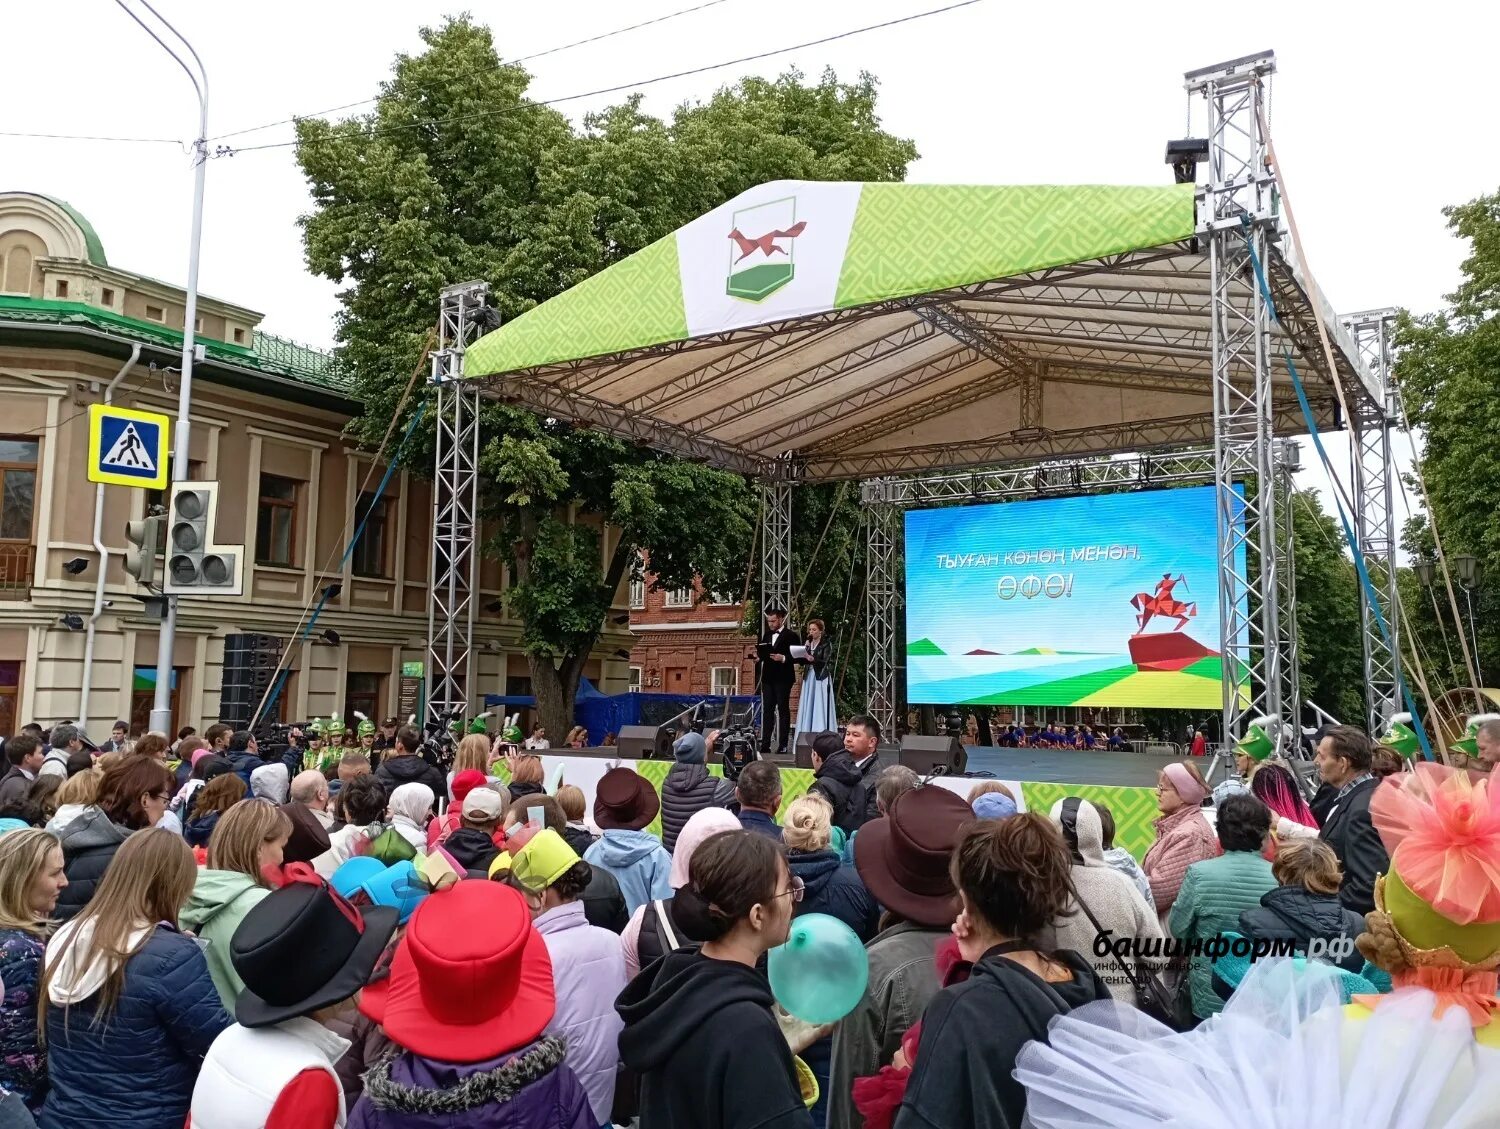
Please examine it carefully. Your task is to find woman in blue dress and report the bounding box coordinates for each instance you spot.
[793,618,838,745]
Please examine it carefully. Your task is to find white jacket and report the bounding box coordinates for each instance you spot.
[191,1017,348,1128]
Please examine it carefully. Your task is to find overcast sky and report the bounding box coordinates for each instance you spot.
[6,0,1497,526]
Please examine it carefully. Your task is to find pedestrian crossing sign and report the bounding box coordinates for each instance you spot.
[87,404,170,488]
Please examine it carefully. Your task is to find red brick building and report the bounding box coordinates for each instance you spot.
[627,562,757,700]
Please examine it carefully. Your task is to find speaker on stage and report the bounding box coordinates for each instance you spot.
[793,730,829,769]
[220,633,282,732]
[616,724,672,761]
[899,734,968,776]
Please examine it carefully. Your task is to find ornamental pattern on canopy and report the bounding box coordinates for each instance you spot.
[462,181,1371,481]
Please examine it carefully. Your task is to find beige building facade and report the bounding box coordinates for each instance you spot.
[0,191,633,738]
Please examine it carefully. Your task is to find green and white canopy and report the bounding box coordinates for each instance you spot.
[463,180,1372,480]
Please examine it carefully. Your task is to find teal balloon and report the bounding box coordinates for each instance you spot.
[768,913,869,1024]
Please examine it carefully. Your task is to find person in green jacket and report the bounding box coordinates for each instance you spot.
[179,799,292,1008]
[1168,794,1276,1021]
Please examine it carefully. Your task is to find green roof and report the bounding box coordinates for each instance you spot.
[35,194,109,266]
[0,295,350,394]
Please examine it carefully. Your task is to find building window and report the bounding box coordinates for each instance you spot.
[232,327,245,344]
[194,316,203,334]
[710,666,739,696]
[256,474,299,566]
[54,280,68,299]
[144,304,165,322]
[0,439,38,543]
[628,576,645,610]
[628,666,643,694]
[131,665,185,738]
[664,586,693,608]
[351,491,388,577]
[0,661,18,737]
[101,287,114,307]
[708,589,737,606]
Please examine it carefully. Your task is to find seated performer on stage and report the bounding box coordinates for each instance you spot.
[756,604,801,757]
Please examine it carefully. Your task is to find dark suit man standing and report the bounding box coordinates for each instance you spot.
[1316,724,1388,915]
[757,605,801,757]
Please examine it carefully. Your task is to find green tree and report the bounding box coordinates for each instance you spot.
[1285,488,1365,723]
[294,17,917,734]
[1395,189,1500,687]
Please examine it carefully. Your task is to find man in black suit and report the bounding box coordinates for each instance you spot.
[1315,724,1388,915]
[756,605,801,756]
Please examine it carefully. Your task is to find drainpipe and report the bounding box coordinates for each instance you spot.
[79,343,142,730]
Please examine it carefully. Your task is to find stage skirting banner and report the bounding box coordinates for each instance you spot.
[903,484,1249,710]
[490,754,1159,861]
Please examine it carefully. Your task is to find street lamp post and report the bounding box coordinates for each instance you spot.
[1455,554,1484,687]
[115,0,208,734]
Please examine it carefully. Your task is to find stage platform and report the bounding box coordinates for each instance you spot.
[498,744,1175,859]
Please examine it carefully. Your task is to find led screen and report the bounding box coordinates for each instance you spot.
[904,484,1246,708]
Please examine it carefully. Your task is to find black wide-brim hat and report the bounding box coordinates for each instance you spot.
[232,868,399,1029]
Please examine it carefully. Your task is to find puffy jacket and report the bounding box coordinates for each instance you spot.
[444,827,502,875]
[41,922,231,1129]
[348,1038,593,1129]
[660,764,735,854]
[559,823,596,857]
[584,829,673,917]
[787,850,879,942]
[580,864,628,934]
[373,756,446,808]
[1141,805,1219,920]
[809,749,868,834]
[1168,850,1277,1019]
[183,807,226,848]
[228,751,267,787]
[534,902,626,1126]
[1238,885,1366,972]
[179,869,271,1009]
[55,808,131,921]
[0,928,46,1111]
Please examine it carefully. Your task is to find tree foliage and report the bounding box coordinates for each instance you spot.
[1394,189,1500,689]
[294,16,917,733]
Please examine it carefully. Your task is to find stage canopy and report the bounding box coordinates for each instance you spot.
[463,180,1374,481]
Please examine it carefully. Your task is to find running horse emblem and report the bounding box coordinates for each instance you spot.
[1131,573,1197,632]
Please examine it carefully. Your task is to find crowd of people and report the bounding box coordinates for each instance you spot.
[0,710,1488,1128]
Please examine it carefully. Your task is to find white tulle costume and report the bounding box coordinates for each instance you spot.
[1014,957,1500,1129]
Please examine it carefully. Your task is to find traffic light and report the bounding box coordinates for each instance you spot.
[123,516,161,587]
[162,481,244,596]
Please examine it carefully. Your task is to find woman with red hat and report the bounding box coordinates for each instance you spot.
[617,829,813,1129]
[348,880,594,1129]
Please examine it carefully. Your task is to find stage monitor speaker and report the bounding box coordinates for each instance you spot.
[792,730,820,769]
[899,734,968,776]
[617,724,672,761]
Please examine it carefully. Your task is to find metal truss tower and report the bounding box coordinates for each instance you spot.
[862,480,901,737]
[426,281,489,727]
[1342,308,1403,732]
[760,479,793,618]
[1190,50,1286,746]
[1275,440,1303,735]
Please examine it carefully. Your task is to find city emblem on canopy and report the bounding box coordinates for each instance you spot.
[726,195,805,302]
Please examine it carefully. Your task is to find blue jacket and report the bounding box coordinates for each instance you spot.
[584,830,673,917]
[40,924,231,1129]
[738,809,784,843]
[788,850,880,942]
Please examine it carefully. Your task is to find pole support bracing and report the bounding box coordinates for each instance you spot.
[862,479,901,739]
[426,281,490,728]
[1342,308,1403,732]
[760,475,793,620]
[1189,50,1287,747]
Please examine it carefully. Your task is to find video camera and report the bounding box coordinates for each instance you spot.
[717,726,759,781]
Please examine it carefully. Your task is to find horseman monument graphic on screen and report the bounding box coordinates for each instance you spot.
[903,484,1248,709]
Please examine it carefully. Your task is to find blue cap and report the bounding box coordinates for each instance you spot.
[972,792,1018,820]
[358,860,427,925]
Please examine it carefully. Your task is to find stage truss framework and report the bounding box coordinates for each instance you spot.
[424,51,1401,744]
